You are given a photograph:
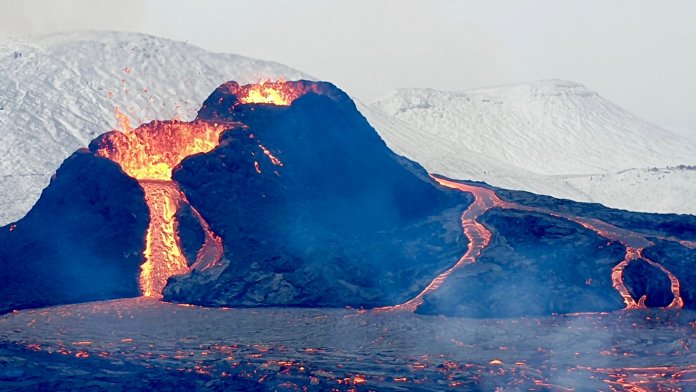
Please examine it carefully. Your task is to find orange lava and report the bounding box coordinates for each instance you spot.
[236,80,303,106]
[221,80,329,107]
[140,181,188,297]
[611,247,644,309]
[381,175,686,313]
[377,177,503,312]
[95,118,231,296]
[95,120,229,181]
[187,202,225,272]
[642,252,684,309]
[580,364,696,391]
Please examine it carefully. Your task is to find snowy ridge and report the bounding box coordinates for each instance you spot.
[368,80,696,214]
[1,32,694,223]
[372,80,695,175]
[0,31,310,224]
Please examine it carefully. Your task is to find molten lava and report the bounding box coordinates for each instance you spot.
[95,119,231,297]
[238,81,296,105]
[140,181,188,297]
[226,80,325,106]
[94,80,325,296]
[380,177,498,312]
[95,120,228,181]
[382,175,685,313]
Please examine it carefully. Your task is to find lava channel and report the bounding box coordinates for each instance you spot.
[95,81,307,297]
[383,175,685,312]
[95,120,231,297]
[377,176,505,311]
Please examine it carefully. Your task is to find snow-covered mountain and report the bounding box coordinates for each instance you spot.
[0,32,309,224]
[1,32,694,224]
[368,80,696,214]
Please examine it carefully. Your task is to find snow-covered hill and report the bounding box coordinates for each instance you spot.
[1,32,694,223]
[371,80,695,175]
[368,80,696,214]
[0,32,309,224]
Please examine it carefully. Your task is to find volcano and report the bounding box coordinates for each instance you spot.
[1,80,695,318]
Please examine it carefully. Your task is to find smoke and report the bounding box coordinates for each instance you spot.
[0,0,153,39]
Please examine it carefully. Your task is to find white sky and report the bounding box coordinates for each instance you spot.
[2,0,695,135]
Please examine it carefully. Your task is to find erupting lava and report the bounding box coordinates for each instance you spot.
[96,119,233,297]
[225,80,325,106]
[383,175,685,313]
[237,81,297,105]
[93,81,322,296]
[95,120,228,181]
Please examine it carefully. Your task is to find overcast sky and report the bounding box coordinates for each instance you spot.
[2,0,695,135]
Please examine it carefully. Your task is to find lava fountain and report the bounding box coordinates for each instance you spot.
[94,81,305,297]
[95,120,230,296]
[230,80,324,106]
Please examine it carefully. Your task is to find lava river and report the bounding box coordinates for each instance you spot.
[94,81,308,297]
[383,175,690,313]
[95,120,230,297]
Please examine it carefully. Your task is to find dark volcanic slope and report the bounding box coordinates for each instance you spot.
[417,208,627,317]
[164,81,471,308]
[496,187,696,241]
[644,240,696,308]
[0,150,148,314]
[2,79,694,317]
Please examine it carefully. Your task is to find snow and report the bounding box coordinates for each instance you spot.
[0,31,310,225]
[1,32,694,225]
[0,299,693,390]
[368,80,696,215]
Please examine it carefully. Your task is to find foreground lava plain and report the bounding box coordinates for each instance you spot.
[1,299,694,391]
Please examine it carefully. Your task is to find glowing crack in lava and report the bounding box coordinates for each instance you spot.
[382,175,685,312]
[95,120,231,297]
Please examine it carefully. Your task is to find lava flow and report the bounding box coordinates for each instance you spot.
[384,175,685,312]
[95,119,231,296]
[237,80,298,105]
[95,81,309,297]
[380,177,504,311]
[140,181,188,297]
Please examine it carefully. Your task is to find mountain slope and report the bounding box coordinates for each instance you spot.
[1,33,694,220]
[0,31,309,224]
[368,80,696,214]
[4,79,694,317]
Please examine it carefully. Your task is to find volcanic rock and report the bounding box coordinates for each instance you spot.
[0,150,148,313]
[644,240,696,310]
[417,209,627,317]
[164,81,471,307]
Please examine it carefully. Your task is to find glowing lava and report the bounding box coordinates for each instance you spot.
[383,175,685,312]
[238,80,296,105]
[95,119,232,297]
[380,177,500,311]
[225,80,326,106]
[94,80,322,296]
[140,181,187,297]
[95,120,229,181]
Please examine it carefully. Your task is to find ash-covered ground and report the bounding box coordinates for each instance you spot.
[0,299,694,391]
